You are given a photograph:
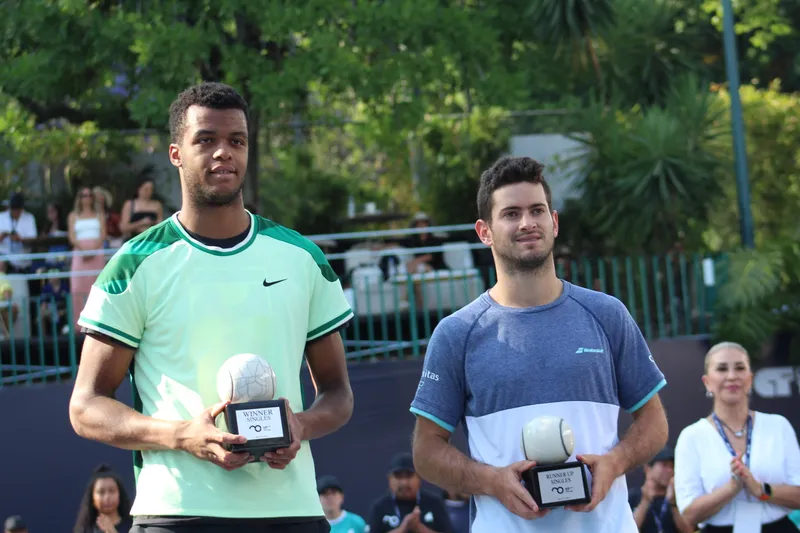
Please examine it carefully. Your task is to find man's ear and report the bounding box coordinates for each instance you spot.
[168,144,181,168]
[552,210,559,238]
[475,219,493,246]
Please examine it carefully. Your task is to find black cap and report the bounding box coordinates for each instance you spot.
[649,446,674,465]
[388,452,415,474]
[4,515,26,531]
[317,475,343,494]
[8,193,24,210]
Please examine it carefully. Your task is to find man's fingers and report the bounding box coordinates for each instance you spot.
[511,460,536,473]
[209,400,230,419]
[511,482,539,513]
[212,431,247,445]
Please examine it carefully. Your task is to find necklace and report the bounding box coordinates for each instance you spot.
[715,411,749,437]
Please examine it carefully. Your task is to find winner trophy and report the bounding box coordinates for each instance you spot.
[216,353,292,456]
[520,415,591,509]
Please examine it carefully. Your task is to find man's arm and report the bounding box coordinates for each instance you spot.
[294,331,354,441]
[69,334,178,450]
[606,394,669,476]
[69,333,249,469]
[412,417,498,497]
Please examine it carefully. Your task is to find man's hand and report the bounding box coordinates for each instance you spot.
[665,477,676,505]
[406,507,422,531]
[260,398,304,469]
[566,453,623,513]
[488,460,550,520]
[731,455,763,498]
[175,400,250,471]
[642,476,666,503]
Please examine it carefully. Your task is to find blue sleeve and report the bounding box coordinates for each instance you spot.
[409,318,466,433]
[607,297,666,412]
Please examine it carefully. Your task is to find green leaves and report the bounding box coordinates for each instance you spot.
[713,242,800,361]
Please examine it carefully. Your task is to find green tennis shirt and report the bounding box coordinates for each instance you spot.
[78,212,354,519]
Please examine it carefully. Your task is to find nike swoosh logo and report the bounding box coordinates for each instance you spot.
[263,279,286,287]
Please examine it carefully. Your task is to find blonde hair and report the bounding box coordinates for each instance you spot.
[73,187,99,215]
[704,341,750,374]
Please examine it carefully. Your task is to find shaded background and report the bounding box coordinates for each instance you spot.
[1,337,798,531]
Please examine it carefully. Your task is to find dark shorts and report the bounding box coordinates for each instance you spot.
[129,517,330,533]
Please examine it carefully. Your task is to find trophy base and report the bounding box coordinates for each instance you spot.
[223,399,292,456]
[521,460,592,509]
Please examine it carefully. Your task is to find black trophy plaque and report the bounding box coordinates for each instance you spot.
[223,399,292,456]
[521,460,592,509]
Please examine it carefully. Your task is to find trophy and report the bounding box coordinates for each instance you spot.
[520,415,591,509]
[216,353,292,456]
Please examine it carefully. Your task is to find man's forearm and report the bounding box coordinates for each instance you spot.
[607,403,668,475]
[671,503,694,533]
[295,384,353,441]
[413,433,497,496]
[69,394,179,451]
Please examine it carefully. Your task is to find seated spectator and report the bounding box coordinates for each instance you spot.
[400,213,447,274]
[317,475,367,533]
[628,447,693,533]
[0,260,19,338]
[38,268,69,334]
[73,464,132,533]
[367,452,453,533]
[3,515,27,533]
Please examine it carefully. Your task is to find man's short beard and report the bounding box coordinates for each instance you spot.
[496,248,552,276]
[184,171,244,208]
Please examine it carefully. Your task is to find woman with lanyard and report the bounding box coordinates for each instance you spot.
[673,342,800,532]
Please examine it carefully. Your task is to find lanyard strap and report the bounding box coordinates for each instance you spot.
[711,412,752,467]
[651,498,670,533]
[393,492,421,519]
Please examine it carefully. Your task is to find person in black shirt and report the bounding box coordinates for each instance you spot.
[629,447,693,533]
[367,453,452,533]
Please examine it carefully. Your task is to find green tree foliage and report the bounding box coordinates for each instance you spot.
[705,82,800,250]
[416,108,510,225]
[558,75,728,255]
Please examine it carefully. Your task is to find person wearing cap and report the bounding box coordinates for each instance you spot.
[629,447,693,533]
[367,452,452,533]
[3,515,28,533]
[317,475,367,533]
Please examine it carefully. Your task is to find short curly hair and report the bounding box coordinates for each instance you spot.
[168,82,249,144]
[476,156,552,221]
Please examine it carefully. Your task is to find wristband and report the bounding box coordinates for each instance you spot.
[758,483,772,501]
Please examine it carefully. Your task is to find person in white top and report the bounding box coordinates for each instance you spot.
[68,186,107,327]
[674,342,800,533]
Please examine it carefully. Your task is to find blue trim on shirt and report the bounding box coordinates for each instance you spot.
[627,378,667,413]
[410,406,456,432]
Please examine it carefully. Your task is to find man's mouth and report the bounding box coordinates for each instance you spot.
[210,166,236,177]
[516,233,542,243]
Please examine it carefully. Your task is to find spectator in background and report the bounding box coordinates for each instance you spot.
[400,213,447,274]
[367,452,452,533]
[39,267,70,334]
[73,464,132,533]
[441,489,469,533]
[628,447,693,533]
[118,178,163,240]
[0,260,19,338]
[3,515,27,533]
[37,201,70,271]
[68,186,107,327]
[674,342,800,532]
[317,475,367,533]
[0,192,38,328]
[93,186,122,249]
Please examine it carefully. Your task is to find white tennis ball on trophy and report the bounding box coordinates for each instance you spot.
[521,415,575,465]
[216,353,277,403]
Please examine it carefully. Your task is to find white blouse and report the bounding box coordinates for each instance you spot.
[674,411,800,528]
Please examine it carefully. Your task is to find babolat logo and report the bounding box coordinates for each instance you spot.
[575,347,605,354]
[422,369,440,381]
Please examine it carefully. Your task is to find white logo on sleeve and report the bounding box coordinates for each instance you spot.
[422,369,440,381]
[424,511,434,523]
[383,515,400,527]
